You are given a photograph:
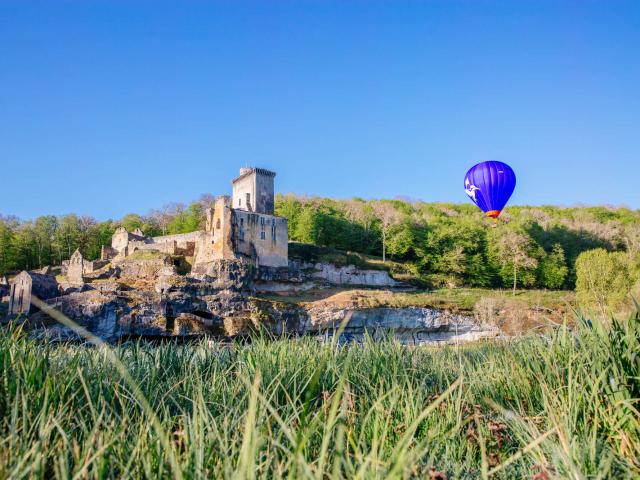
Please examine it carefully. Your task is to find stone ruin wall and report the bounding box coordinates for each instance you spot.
[67,250,84,286]
[233,210,288,268]
[193,197,235,268]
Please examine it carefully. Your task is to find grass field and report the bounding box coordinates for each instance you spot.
[1,310,639,479]
[257,287,576,335]
[259,287,575,312]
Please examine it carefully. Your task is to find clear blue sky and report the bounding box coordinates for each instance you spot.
[1,0,638,220]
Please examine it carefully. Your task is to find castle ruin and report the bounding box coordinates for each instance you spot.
[102,167,289,269]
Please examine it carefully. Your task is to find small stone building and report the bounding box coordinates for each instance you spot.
[8,271,59,316]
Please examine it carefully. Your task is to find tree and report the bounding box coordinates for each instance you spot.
[372,202,401,263]
[197,193,217,210]
[120,213,145,233]
[55,215,81,260]
[538,244,568,289]
[386,222,417,260]
[293,206,319,244]
[575,248,633,314]
[13,223,37,271]
[494,230,539,295]
[343,199,376,250]
[33,215,58,268]
[0,219,16,275]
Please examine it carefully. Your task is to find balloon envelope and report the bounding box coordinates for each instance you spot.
[464,161,516,219]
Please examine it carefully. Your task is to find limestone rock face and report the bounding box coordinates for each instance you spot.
[33,290,125,341]
[189,259,254,290]
[244,300,499,345]
[173,313,212,336]
[307,263,398,287]
[253,261,400,294]
[14,250,496,345]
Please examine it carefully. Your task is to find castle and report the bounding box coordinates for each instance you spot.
[102,167,289,269]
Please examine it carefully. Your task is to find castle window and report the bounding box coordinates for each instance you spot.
[239,230,244,241]
[240,218,244,226]
[246,193,251,207]
[260,216,265,226]
[238,198,241,207]
[216,219,221,229]
[272,224,276,242]
[260,231,266,240]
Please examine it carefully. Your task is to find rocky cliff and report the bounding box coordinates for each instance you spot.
[8,254,497,345]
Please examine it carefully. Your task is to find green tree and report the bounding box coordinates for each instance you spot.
[372,201,401,263]
[491,229,539,294]
[33,215,58,268]
[120,213,145,233]
[293,206,319,244]
[0,219,16,275]
[538,244,569,289]
[575,248,633,314]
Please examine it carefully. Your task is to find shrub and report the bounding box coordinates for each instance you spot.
[575,248,633,313]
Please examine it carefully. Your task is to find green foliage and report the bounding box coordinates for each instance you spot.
[0,310,639,478]
[276,196,640,290]
[167,203,204,235]
[538,244,569,289]
[575,248,635,313]
[1,196,638,292]
[0,214,119,274]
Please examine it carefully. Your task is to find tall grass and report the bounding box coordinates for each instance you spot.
[0,310,638,478]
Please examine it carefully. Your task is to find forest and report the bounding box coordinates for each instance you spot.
[1,194,639,295]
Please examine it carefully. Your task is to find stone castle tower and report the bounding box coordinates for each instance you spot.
[231,167,276,215]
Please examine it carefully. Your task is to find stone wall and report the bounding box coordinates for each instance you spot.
[193,197,235,267]
[67,249,84,286]
[8,271,58,316]
[131,240,177,255]
[234,210,288,268]
[84,260,110,273]
[254,170,275,215]
[114,254,177,280]
[101,246,118,261]
[151,231,202,255]
[111,227,148,255]
[232,172,255,211]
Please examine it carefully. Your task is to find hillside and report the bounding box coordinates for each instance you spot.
[2,196,638,289]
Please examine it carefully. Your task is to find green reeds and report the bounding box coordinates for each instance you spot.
[0,308,638,478]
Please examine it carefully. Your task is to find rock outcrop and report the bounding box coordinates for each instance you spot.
[7,254,497,346]
[254,261,400,294]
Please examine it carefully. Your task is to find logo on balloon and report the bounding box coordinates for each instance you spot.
[464,178,480,202]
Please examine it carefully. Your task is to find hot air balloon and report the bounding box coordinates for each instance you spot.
[464,161,516,221]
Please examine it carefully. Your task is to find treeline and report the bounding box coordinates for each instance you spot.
[0,196,214,274]
[1,194,639,293]
[276,195,640,291]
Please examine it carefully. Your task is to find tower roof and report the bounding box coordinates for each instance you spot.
[232,167,276,184]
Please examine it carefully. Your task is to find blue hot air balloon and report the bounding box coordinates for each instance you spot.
[464,161,516,221]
